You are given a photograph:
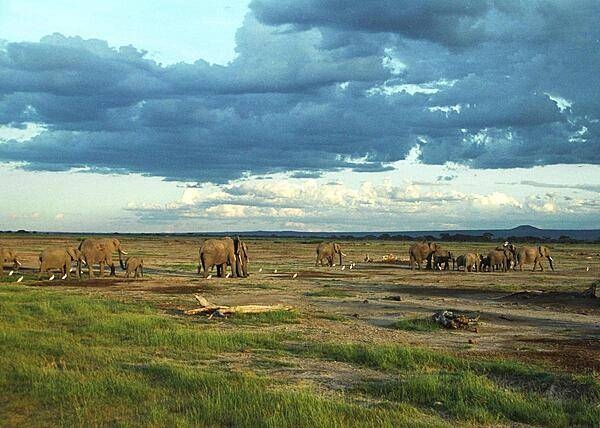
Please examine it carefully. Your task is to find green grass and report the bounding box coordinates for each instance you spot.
[0,287,443,427]
[393,317,443,332]
[1,285,598,427]
[296,342,600,427]
[225,309,300,325]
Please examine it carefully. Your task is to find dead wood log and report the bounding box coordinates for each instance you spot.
[184,294,294,316]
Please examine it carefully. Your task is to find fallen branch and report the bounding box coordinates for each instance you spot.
[183,294,294,316]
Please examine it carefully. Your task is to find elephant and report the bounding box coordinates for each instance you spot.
[408,242,440,270]
[198,236,248,278]
[433,250,454,270]
[38,246,85,280]
[215,240,249,278]
[484,248,513,272]
[463,253,482,272]
[495,243,517,270]
[124,257,144,278]
[0,247,21,277]
[78,237,127,277]
[315,242,345,267]
[516,246,554,271]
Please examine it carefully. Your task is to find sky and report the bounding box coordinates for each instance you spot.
[0,0,599,232]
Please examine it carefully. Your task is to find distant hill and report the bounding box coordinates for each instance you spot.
[2,225,599,242]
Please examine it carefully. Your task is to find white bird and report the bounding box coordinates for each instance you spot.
[61,274,68,280]
[206,274,212,279]
[341,265,346,270]
[49,275,55,281]
[274,269,278,273]
[586,266,590,272]
[332,263,336,267]
[16,276,23,283]
[8,270,14,276]
[259,268,263,272]
[292,273,298,278]
[226,273,231,278]
[349,265,353,270]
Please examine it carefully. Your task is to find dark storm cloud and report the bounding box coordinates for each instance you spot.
[0,2,599,182]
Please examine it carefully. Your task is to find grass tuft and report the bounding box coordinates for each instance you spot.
[393,316,442,332]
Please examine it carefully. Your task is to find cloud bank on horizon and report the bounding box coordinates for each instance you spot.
[0,0,599,231]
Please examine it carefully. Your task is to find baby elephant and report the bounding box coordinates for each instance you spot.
[125,257,143,278]
[39,246,83,280]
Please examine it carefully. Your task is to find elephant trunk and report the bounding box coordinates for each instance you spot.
[119,249,127,270]
[548,256,555,271]
[338,251,343,266]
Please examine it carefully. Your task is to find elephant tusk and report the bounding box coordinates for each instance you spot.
[341,252,347,257]
[549,256,554,261]
[16,260,22,266]
[121,250,128,255]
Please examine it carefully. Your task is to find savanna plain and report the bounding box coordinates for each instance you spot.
[1,234,599,427]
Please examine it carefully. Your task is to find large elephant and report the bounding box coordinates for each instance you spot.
[315,242,345,267]
[0,247,21,277]
[78,237,127,277]
[216,240,249,278]
[516,246,554,271]
[39,246,84,280]
[408,242,440,270]
[198,236,248,278]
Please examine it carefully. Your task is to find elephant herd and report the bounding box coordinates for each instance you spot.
[1,237,555,282]
[0,236,250,281]
[408,241,555,272]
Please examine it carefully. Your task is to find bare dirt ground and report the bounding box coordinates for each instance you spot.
[3,234,599,376]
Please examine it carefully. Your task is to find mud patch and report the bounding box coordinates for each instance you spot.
[515,337,600,373]
[146,284,214,294]
[33,278,126,288]
[502,289,600,314]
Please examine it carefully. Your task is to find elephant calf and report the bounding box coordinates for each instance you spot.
[1,247,21,276]
[124,257,143,278]
[39,246,83,279]
[433,250,454,271]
